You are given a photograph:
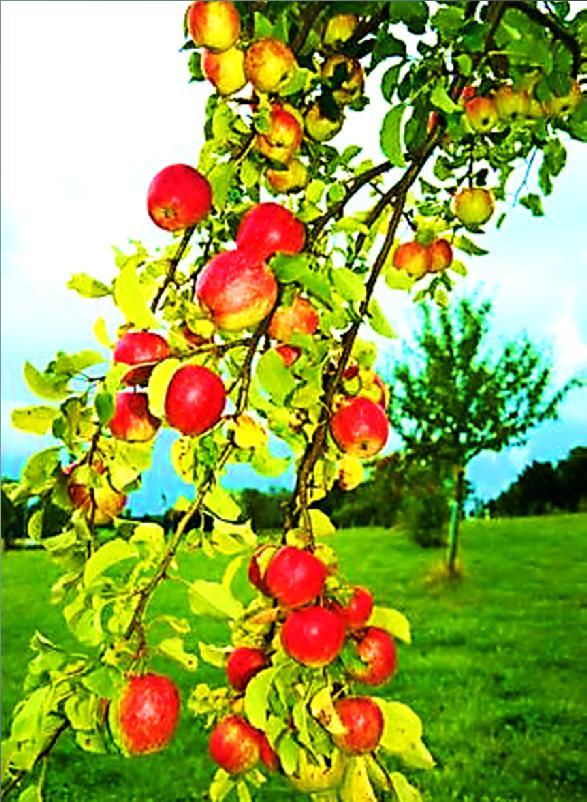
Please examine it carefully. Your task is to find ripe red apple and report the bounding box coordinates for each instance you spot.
[275,344,301,367]
[147,165,212,232]
[268,296,319,343]
[494,84,530,122]
[265,546,326,608]
[322,55,364,105]
[266,159,308,194]
[187,0,241,52]
[348,627,397,686]
[257,731,279,772]
[247,544,278,594]
[66,463,126,525]
[209,715,260,774]
[202,46,246,96]
[323,13,357,47]
[330,397,389,458]
[109,392,160,442]
[336,586,374,630]
[113,330,170,386]
[332,697,384,754]
[464,95,498,133]
[256,104,303,165]
[393,241,431,278]
[454,187,494,227]
[196,250,278,331]
[460,85,477,102]
[226,647,268,692]
[305,103,344,142]
[281,606,346,667]
[237,203,306,261]
[165,364,226,437]
[116,673,180,755]
[244,38,296,94]
[428,238,453,273]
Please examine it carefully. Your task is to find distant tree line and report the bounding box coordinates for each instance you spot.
[487,447,587,517]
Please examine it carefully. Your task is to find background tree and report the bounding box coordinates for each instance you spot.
[2,2,586,801]
[387,296,576,575]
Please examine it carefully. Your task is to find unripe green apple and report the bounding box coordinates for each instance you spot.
[187,0,241,53]
[545,82,582,117]
[323,13,358,47]
[322,55,364,105]
[454,187,495,227]
[266,159,308,194]
[464,95,498,133]
[244,38,296,94]
[494,85,530,123]
[305,103,343,142]
[256,104,303,165]
[202,46,246,96]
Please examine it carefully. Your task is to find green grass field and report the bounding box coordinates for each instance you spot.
[3,515,587,801]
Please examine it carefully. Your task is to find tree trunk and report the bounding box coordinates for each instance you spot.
[446,465,466,577]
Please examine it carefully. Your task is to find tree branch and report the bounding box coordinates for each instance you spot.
[150,225,196,313]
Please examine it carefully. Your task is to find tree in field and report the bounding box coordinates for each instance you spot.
[2,2,586,800]
[388,297,576,575]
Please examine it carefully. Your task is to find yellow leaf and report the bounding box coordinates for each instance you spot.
[148,358,180,419]
[171,437,197,483]
[93,317,112,348]
[338,455,364,490]
[309,687,346,736]
[389,771,423,802]
[113,261,158,329]
[340,756,378,802]
[375,700,435,770]
[308,508,336,537]
[233,415,268,450]
[368,605,412,644]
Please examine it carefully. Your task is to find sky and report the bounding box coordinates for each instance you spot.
[1,1,586,515]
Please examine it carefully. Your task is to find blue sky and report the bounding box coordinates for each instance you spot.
[2,1,586,514]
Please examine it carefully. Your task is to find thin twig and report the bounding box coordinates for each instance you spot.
[150,226,196,313]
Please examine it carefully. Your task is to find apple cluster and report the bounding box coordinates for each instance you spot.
[207,544,397,777]
[393,237,454,280]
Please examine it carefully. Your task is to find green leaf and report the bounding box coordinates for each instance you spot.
[280,67,312,97]
[519,193,544,217]
[381,65,402,103]
[209,162,237,211]
[113,260,158,329]
[453,235,489,256]
[236,781,252,802]
[388,0,428,33]
[256,350,296,405]
[250,446,290,477]
[81,666,124,699]
[11,406,59,435]
[209,768,235,802]
[22,448,60,489]
[380,105,406,167]
[389,771,423,802]
[277,732,300,776]
[94,392,114,425]
[67,273,110,298]
[198,642,229,668]
[368,299,396,338]
[204,485,242,522]
[368,606,411,644]
[27,509,44,541]
[332,268,366,303]
[244,666,278,730]
[18,783,42,802]
[430,82,460,114]
[83,539,139,587]
[271,253,310,283]
[375,700,435,769]
[188,580,243,619]
[385,264,416,291]
[65,693,99,731]
[372,34,406,69]
[23,362,70,401]
[157,637,198,672]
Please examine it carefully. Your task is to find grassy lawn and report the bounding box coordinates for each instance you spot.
[2,514,587,801]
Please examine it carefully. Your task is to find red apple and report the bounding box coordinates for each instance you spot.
[247,544,278,594]
[196,249,278,331]
[337,586,374,630]
[454,187,494,227]
[109,392,160,442]
[187,0,241,53]
[321,55,364,105]
[202,46,246,96]
[275,344,301,367]
[147,164,212,232]
[226,647,268,692]
[268,296,319,343]
[464,95,498,133]
[257,731,279,772]
[116,673,180,755]
[348,627,397,686]
[333,697,384,754]
[266,159,308,194]
[393,241,431,278]
[330,397,389,458]
[244,38,296,94]
[66,463,126,525]
[237,203,306,262]
[165,364,226,437]
[281,606,346,667]
[256,104,303,165]
[428,238,453,272]
[113,331,170,386]
[265,546,326,608]
[209,715,260,774]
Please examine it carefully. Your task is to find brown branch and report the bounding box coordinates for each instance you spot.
[507,0,581,75]
[292,2,327,54]
[150,225,196,313]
